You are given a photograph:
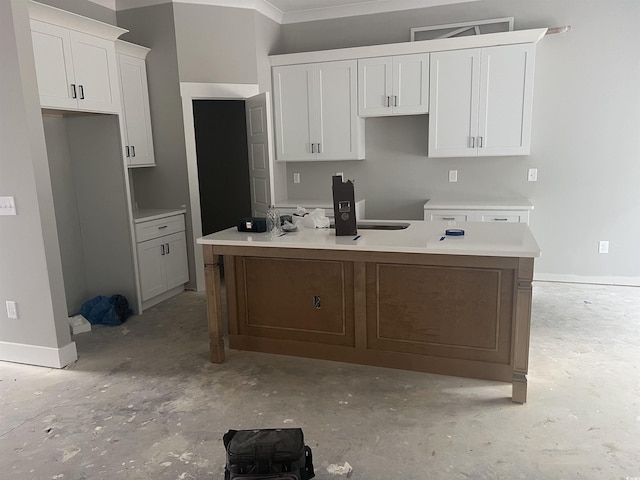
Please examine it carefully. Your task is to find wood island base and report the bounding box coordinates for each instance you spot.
[203,244,533,403]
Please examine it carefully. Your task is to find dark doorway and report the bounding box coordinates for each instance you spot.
[193,100,252,235]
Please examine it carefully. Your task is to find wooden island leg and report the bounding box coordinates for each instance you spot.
[204,246,225,363]
[512,258,534,403]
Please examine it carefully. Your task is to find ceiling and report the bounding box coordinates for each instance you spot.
[103,0,478,24]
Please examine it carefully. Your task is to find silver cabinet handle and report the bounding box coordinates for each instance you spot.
[494,218,508,221]
[386,96,390,107]
[470,137,475,148]
[125,146,130,157]
[161,244,165,255]
[478,136,483,148]
[442,217,456,220]
[311,143,315,153]
[394,95,398,107]
[79,85,84,100]
[71,84,77,99]
[131,145,136,157]
[166,243,170,254]
[317,143,321,153]
[158,225,168,229]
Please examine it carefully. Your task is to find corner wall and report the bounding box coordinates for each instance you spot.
[0,0,76,368]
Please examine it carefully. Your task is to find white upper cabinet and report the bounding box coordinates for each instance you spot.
[116,41,155,167]
[31,20,120,114]
[273,60,364,162]
[429,43,536,157]
[358,53,429,117]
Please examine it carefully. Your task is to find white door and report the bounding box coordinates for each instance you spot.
[70,31,119,114]
[358,57,392,116]
[393,53,429,115]
[137,238,166,301]
[478,44,535,156]
[163,232,189,290]
[315,60,360,160]
[245,92,275,217]
[272,64,314,161]
[118,53,155,166]
[30,20,78,110]
[428,48,481,158]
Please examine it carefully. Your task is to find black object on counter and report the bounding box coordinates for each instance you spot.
[237,217,267,232]
[332,175,357,236]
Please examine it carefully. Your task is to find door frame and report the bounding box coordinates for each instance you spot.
[180,82,259,292]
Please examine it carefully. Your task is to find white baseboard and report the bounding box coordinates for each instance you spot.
[534,273,640,287]
[0,340,77,368]
[141,285,185,311]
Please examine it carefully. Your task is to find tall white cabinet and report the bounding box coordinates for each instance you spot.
[116,41,155,167]
[358,53,429,116]
[428,43,536,157]
[272,59,364,162]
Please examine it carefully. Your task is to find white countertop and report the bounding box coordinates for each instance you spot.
[133,208,186,223]
[424,197,534,211]
[197,220,541,258]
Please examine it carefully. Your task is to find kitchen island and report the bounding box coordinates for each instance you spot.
[197,220,540,403]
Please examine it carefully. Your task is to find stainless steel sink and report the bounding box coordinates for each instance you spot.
[330,221,410,230]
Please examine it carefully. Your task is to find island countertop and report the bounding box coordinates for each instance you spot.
[197,219,541,258]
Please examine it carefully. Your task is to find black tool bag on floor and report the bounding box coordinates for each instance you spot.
[223,428,315,480]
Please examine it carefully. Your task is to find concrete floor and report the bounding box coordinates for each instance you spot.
[1,281,639,479]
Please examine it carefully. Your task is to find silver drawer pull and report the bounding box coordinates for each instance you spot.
[494,218,508,221]
[442,217,456,220]
[158,225,168,229]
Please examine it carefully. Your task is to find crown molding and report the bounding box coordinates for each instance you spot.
[278,0,480,24]
[89,0,116,9]
[104,0,476,25]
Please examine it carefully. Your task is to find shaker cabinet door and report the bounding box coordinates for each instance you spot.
[137,238,166,302]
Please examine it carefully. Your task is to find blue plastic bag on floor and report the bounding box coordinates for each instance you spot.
[80,295,130,325]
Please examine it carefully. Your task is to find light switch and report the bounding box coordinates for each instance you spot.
[0,196,16,215]
[293,173,300,184]
[528,168,538,182]
[448,170,458,182]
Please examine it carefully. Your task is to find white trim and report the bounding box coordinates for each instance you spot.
[88,0,117,10]
[28,1,128,41]
[269,28,548,66]
[279,0,480,25]
[180,82,260,292]
[534,273,640,287]
[115,39,150,58]
[0,340,78,368]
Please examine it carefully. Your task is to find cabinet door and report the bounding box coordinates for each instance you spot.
[478,44,535,156]
[358,57,392,116]
[30,20,78,110]
[163,232,189,290]
[315,60,362,160]
[137,237,166,301]
[428,49,480,158]
[118,54,155,166]
[272,64,315,161]
[70,31,120,114]
[392,53,429,115]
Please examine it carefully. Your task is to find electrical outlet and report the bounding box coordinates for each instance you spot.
[448,170,458,182]
[0,196,16,215]
[293,173,300,184]
[6,301,18,319]
[598,241,609,254]
[528,168,538,182]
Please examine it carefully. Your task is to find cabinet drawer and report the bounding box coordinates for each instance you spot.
[477,211,528,224]
[424,210,473,222]
[135,214,185,242]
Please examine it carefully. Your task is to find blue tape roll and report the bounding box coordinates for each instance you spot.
[445,228,465,236]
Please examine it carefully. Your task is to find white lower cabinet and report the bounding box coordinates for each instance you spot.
[135,214,189,303]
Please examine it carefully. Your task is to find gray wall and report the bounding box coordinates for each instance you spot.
[0,0,72,351]
[278,0,640,282]
[117,3,197,289]
[36,0,117,25]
